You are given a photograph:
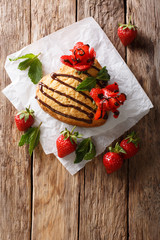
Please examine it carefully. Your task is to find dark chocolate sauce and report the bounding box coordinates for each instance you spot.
[35,96,92,124]
[51,73,93,101]
[39,83,94,119]
[92,65,100,71]
[39,82,95,113]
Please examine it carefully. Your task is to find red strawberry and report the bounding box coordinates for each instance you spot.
[103,143,126,174]
[118,17,137,46]
[56,126,82,158]
[120,131,140,159]
[15,106,34,131]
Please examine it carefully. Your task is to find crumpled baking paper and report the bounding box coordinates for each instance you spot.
[2,17,153,175]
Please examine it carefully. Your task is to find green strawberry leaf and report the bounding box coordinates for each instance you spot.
[9,53,35,61]
[76,77,96,92]
[19,113,25,120]
[96,66,110,81]
[28,58,42,84]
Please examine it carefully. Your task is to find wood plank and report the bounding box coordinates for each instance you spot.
[127,1,160,239]
[30,1,79,240]
[77,1,128,239]
[0,1,31,240]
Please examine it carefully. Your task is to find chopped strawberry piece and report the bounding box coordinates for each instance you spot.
[102,88,118,98]
[60,55,75,68]
[61,42,96,71]
[94,107,106,120]
[105,82,119,92]
[116,93,127,104]
[90,83,127,120]
[73,64,91,71]
[90,88,103,104]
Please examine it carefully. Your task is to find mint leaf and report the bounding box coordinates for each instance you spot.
[28,58,42,84]
[76,77,96,92]
[74,137,96,163]
[28,126,40,156]
[18,58,35,70]
[9,53,42,84]
[84,139,96,160]
[9,53,35,61]
[18,123,42,156]
[19,128,35,146]
[96,66,110,81]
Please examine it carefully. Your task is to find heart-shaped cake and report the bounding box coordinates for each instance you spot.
[36,59,108,127]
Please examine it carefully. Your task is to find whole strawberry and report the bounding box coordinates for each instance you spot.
[56,126,82,158]
[118,17,137,46]
[103,143,126,174]
[120,131,140,159]
[15,106,34,131]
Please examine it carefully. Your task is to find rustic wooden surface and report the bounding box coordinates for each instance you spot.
[0,1,31,240]
[0,0,160,240]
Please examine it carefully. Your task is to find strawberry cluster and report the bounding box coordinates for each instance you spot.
[60,42,96,71]
[103,132,140,174]
[90,82,126,120]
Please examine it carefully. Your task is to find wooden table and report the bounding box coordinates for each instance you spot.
[0,0,160,239]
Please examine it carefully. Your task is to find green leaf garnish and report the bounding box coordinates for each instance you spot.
[74,137,96,163]
[76,77,96,92]
[9,53,42,84]
[9,53,35,61]
[18,122,42,156]
[96,66,110,81]
[76,66,110,92]
[28,58,42,84]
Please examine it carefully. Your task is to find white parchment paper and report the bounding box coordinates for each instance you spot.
[2,17,153,175]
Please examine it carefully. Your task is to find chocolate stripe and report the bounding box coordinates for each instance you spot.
[35,96,92,124]
[51,73,93,101]
[92,65,100,71]
[39,82,95,113]
[39,83,94,119]
[53,73,83,83]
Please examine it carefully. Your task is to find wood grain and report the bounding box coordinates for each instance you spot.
[127,0,160,239]
[31,1,79,240]
[0,1,31,240]
[77,1,128,239]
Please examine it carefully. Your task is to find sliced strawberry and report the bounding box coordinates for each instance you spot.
[102,88,118,98]
[116,93,127,104]
[61,42,96,71]
[90,88,103,104]
[73,64,91,71]
[60,55,75,67]
[105,82,119,92]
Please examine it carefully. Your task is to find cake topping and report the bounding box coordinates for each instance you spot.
[90,82,127,119]
[60,42,96,71]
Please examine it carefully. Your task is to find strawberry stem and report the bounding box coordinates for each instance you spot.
[128,16,132,25]
[70,125,76,134]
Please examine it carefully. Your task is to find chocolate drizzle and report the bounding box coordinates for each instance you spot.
[35,96,92,124]
[39,82,94,119]
[36,67,109,124]
[51,73,93,101]
[92,65,100,71]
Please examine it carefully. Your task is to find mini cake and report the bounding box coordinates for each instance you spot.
[36,59,107,127]
[36,42,126,127]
